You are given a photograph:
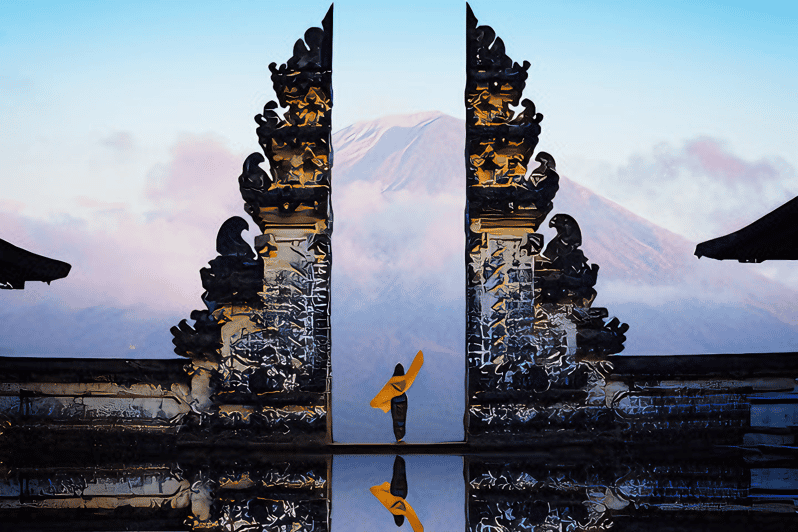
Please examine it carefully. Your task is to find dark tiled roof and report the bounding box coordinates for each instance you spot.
[0,238,71,289]
[695,196,798,262]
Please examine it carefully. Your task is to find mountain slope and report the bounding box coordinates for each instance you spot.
[329,111,798,442]
[331,111,798,354]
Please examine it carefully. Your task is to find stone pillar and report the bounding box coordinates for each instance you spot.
[172,6,333,445]
[464,5,628,445]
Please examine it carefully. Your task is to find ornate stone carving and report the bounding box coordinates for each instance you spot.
[171,309,223,362]
[465,4,628,442]
[169,6,333,443]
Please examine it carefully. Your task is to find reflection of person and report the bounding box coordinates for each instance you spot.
[370,351,424,442]
[390,456,409,525]
[369,456,424,532]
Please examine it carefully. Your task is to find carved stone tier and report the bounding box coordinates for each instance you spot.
[169,6,333,444]
[462,5,798,446]
[465,4,626,443]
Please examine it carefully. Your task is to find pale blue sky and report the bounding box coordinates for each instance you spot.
[1,0,796,323]
[2,1,796,223]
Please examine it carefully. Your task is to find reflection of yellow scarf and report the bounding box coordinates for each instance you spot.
[369,482,424,532]
[369,351,424,413]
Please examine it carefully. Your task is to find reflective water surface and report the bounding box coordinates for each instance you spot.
[2,449,797,530]
[333,455,464,532]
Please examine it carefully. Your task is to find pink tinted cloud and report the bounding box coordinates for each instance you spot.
[684,137,778,185]
[75,196,128,213]
[4,134,252,314]
[622,136,792,188]
[611,135,796,241]
[8,131,460,314]
[3,207,204,313]
[145,134,243,221]
[333,180,387,222]
[395,195,463,274]
[0,199,24,213]
[333,185,463,301]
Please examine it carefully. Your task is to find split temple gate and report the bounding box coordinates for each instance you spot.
[1,5,796,531]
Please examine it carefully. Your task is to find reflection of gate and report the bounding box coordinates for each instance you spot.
[2,4,798,530]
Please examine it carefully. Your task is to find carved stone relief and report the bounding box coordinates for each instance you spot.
[465,4,628,442]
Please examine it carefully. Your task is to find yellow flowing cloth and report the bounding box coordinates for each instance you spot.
[369,351,424,413]
[369,482,424,532]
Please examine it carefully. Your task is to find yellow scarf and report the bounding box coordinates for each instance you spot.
[369,351,424,413]
[369,481,424,532]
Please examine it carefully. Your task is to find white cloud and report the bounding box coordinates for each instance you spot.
[2,134,247,314]
[577,136,798,243]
